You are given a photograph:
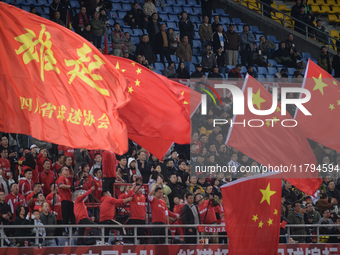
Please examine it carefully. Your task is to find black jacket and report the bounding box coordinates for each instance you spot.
[167,182,183,211]
[58,0,73,25]
[155,31,170,53]
[212,31,229,52]
[282,187,297,204]
[147,20,161,43]
[176,68,190,79]
[179,19,194,39]
[0,202,12,225]
[182,204,201,229]
[135,42,154,64]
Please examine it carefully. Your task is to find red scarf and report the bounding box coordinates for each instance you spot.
[111,30,125,50]
[78,12,88,28]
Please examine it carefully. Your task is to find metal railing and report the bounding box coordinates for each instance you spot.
[1,223,340,247]
[237,0,337,50]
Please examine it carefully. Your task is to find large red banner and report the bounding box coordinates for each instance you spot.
[2,244,340,255]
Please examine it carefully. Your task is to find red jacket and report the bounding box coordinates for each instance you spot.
[99,196,123,222]
[39,170,55,195]
[46,193,62,221]
[37,154,52,173]
[18,177,33,196]
[74,189,92,224]
[128,190,146,220]
[148,195,177,224]
[102,151,117,178]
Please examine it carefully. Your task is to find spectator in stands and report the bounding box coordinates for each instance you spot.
[226,24,241,66]
[40,202,56,246]
[305,202,321,224]
[74,149,91,176]
[147,13,161,47]
[191,64,204,78]
[314,19,328,43]
[135,34,154,64]
[202,0,213,21]
[211,15,221,33]
[0,191,12,226]
[5,183,26,218]
[19,168,33,196]
[317,46,333,74]
[247,65,258,78]
[327,181,340,205]
[291,0,302,20]
[124,11,138,29]
[155,0,165,7]
[168,173,182,211]
[30,7,41,16]
[228,64,242,79]
[215,46,227,75]
[99,8,109,36]
[40,160,55,195]
[259,36,276,59]
[316,193,336,213]
[143,0,157,20]
[281,73,289,82]
[169,29,180,55]
[52,11,65,27]
[90,11,105,48]
[295,6,314,36]
[181,193,200,243]
[287,202,306,243]
[274,68,287,80]
[208,66,223,78]
[59,0,73,26]
[282,180,297,204]
[137,151,149,184]
[49,0,60,20]
[155,23,172,64]
[176,62,191,79]
[240,25,255,67]
[252,42,269,67]
[199,16,213,50]
[179,11,194,49]
[130,2,146,29]
[175,36,192,72]
[14,205,31,246]
[212,24,228,54]
[112,23,126,57]
[201,43,217,73]
[274,42,297,68]
[332,49,340,78]
[73,7,89,34]
[162,61,177,78]
[124,32,135,54]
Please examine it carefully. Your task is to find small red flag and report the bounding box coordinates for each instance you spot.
[67,11,72,30]
[295,60,340,152]
[226,75,321,195]
[0,3,130,154]
[221,173,282,255]
[105,56,191,149]
[103,34,108,55]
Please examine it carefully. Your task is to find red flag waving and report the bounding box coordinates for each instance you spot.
[226,75,321,195]
[0,3,129,154]
[129,81,201,159]
[221,173,282,255]
[295,60,340,152]
[103,34,108,55]
[105,56,191,147]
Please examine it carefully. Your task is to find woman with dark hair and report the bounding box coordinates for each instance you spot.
[30,6,41,16]
[64,156,74,186]
[211,177,222,197]
[176,61,191,79]
[14,205,32,246]
[21,153,39,183]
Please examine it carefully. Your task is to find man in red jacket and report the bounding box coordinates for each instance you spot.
[74,186,95,245]
[0,149,11,177]
[148,185,179,244]
[101,150,117,196]
[19,169,34,196]
[46,183,63,245]
[37,149,52,173]
[99,190,132,243]
[39,160,55,195]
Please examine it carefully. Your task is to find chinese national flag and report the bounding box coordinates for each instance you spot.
[221,174,282,255]
[227,75,321,195]
[128,81,201,159]
[295,60,340,152]
[103,35,108,55]
[0,3,129,154]
[105,56,191,152]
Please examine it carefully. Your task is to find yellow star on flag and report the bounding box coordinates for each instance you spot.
[268,218,273,226]
[115,62,126,73]
[136,68,142,74]
[252,215,258,222]
[329,104,335,110]
[274,209,278,215]
[258,221,263,228]
[135,79,140,86]
[312,74,328,95]
[260,183,276,205]
[333,80,338,85]
[128,87,133,94]
[265,121,271,127]
[276,107,281,112]
[252,89,266,110]
[337,100,340,105]
[181,91,189,105]
[131,62,136,66]
[273,116,279,123]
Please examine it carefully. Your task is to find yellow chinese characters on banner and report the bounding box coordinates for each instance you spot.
[19,97,110,129]
[15,24,60,82]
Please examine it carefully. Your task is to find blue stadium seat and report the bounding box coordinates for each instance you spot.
[192,56,199,64]
[196,56,202,63]
[159,14,169,21]
[132,29,143,36]
[241,66,247,73]
[123,28,133,34]
[70,0,79,8]
[155,54,161,62]
[171,55,179,63]
[37,0,48,6]
[122,4,131,11]
[154,63,165,71]
[232,18,246,25]
[193,40,201,48]
[220,17,230,24]
[173,6,182,13]
[193,7,201,15]
[165,0,176,5]
[266,74,275,82]
[41,14,50,19]
[175,0,186,6]
[193,48,199,56]
[227,65,235,70]
[190,16,200,23]
[257,67,267,75]
[183,7,193,14]
[154,70,162,75]
[258,74,266,81]
[42,6,49,13]
[167,22,177,30]
[222,24,228,31]
[287,67,297,74]
[267,59,278,67]
[187,0,199,6]
[267,67,277,75]
[194,31,200,39]
[109,18,115,27]
[193,23,199,31]
[160,6,173,14]
[130,37,140,45]
[168,15,178,21]
[302,52,312,60]
[116,12,125,18]
[214,9,229,16]
[4,0,14,4]
[234,25,243,33]
[190,63,196,73]
[22,5,30,11]
[23,0,36,5]
[111,3,121,11]
[35,6,43,13]
[267,35,281,43]
[254,34,262,43]
[249,26,264,34]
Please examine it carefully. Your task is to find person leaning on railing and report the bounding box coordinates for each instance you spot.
[13,205,32,246]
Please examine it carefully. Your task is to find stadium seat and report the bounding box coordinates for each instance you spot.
[193,48,199,56]
[193,7,201,15]
[193,40,201,48]
[187,0,199,6]
[130,37,140,45]
[159,14,169,21]
[160,6,172,14]
[314,0,325,5]
[258,74,266,81]
[132,29,143,37]
[37,0,48,6]
[194,31,200,39]
[22,5,30,11]
[332,6,340,14]
[267,59,278,67]
[232,18,246,25]
[173,6,182,13]
[155,54,161,62]
[122,3,131,11]
[320,6,336,14]
[196,56,202,63]
[266,74,275,82]
[249,26,264,34]
[327,0,337,6]
[154,63,164,71]
[190,63,196,73]
[36,6,43,13]
[257,67,267,75]
[175,0,186,6]
[167,22,177,30]
[41,14,49,19]
[183,7,193,14]
[277,4,290,12]
[191,16,201,24]
[330,29,340,39]
[154,70,162,75]
[165,0,176,5]
[227,65,235,71]
[116,12,125,18]
[220,17,230,24]
[254,34,262,43]
[168,15,179,21]
[267,67,277,75]
[328,14,340,24]
[266,35,280,43]
[111,3,121,11]
[287,67,297,74]
[215,8,229,17]
[171,55,179,63]
[241,66,247,73]
[23,0,36,5]
[271,12,284,23]
[123,28,133,35]
[302,52,312,60]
